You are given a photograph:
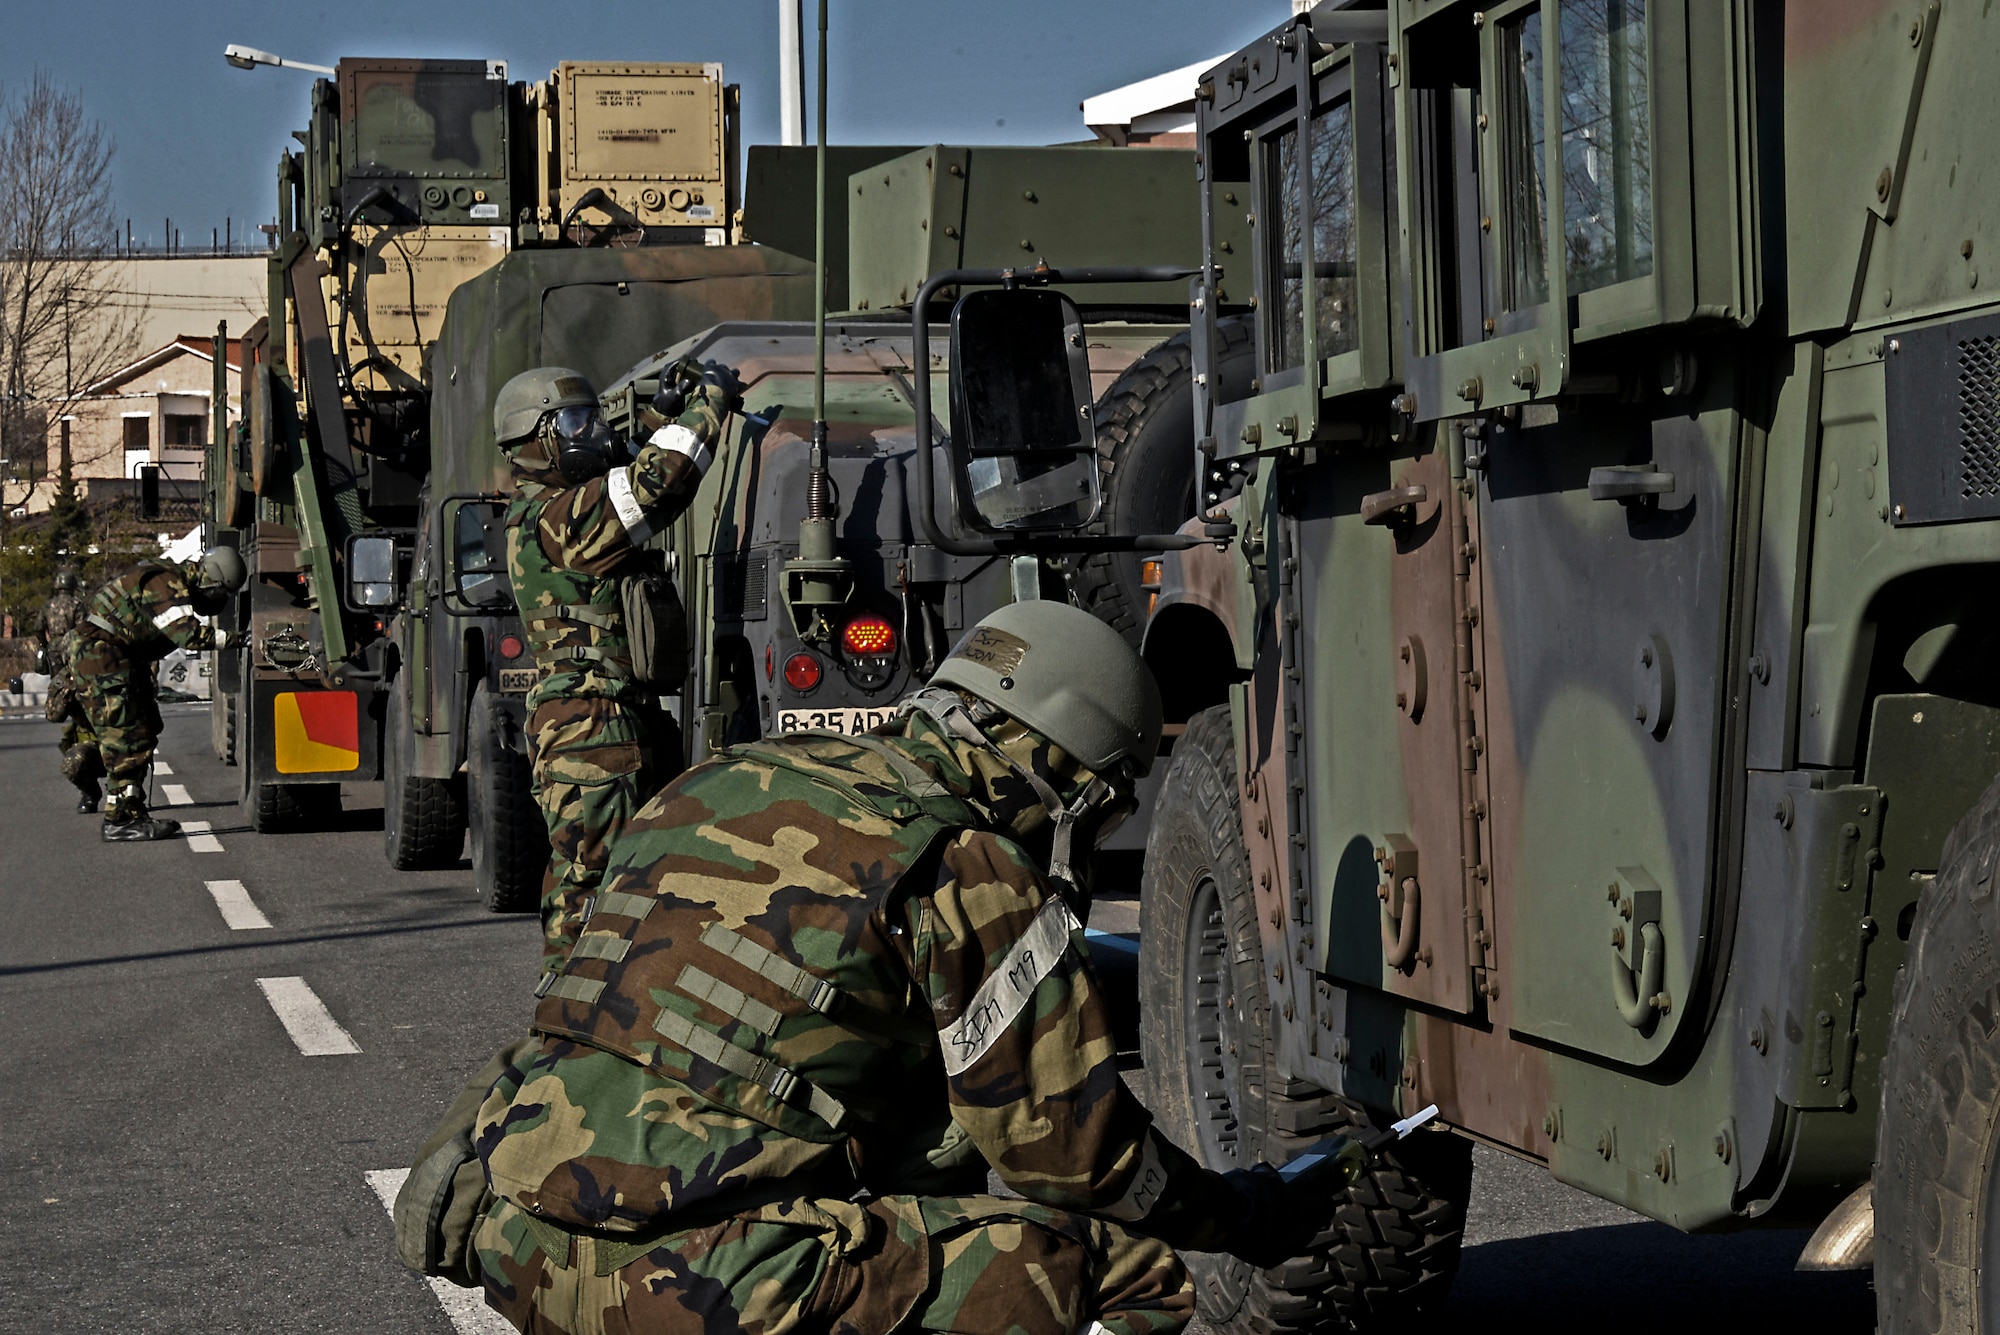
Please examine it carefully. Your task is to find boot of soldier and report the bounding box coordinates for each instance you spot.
[76,779,101,814]
[102,789,180,842]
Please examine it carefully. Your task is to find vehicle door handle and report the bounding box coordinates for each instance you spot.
[1588,465,1675,504]
[1360,483,1428,526]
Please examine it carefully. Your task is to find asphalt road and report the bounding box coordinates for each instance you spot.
[0,706,1876,1333]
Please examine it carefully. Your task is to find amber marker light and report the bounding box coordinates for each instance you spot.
[784,652,823,692]
[841,613,897,657]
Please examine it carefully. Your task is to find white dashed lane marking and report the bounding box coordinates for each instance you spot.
[256,977,360,1056]
[363,1170,514,1335]
[182,821,223,853]
[162,784,192,806]
[204,879,271,931]
[153,760,173,776]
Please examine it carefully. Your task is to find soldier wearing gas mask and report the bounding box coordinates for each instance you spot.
[444,601,1354,1335]
[493,360,740,969]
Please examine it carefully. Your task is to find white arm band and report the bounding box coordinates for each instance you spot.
[650,423,714,475]
[604,468,658,544]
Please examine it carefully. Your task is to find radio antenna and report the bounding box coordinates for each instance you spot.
[784,0,851,642]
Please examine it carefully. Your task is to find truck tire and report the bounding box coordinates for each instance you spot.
[1877,770,2000,1335]
[468,682,543,913]
[1073,320,1253,647]
[382,679,466,870]
[1139,704,1471,1333]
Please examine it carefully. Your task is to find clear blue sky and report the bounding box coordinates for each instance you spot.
[2,2,1290,249]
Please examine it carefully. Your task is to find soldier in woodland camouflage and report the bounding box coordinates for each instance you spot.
[38,569,103,812]
[71,549,245,840]
[464,602,1350,1334]
[496,360,739,968]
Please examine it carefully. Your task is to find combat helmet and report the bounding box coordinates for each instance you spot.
[53,568,78,593]
[196,546,247,594]
[494,367,599,449]
[931,599,1163,777]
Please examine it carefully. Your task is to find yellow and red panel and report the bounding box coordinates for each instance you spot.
[272,690,361,773]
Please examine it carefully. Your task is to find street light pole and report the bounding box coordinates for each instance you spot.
[221,45,335,76]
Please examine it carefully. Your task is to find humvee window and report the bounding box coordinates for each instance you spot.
[1497,7,1550,311]
[1558,0,1652,294]
[1265,122,1304,373]
[1266,98,1360,375]
[1311,99,1360,360]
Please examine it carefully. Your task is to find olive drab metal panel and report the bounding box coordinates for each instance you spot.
[552,63,728,236]
[1473,386,1741,1064]
[845,146,1202,314]
[337,59,512,227]
[1291,436,1490,1015]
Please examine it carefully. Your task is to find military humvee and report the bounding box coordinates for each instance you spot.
[932,2,2000,1331]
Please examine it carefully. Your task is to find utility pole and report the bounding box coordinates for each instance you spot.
[778,0,805,146]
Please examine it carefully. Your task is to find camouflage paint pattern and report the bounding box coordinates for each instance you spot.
[507,400,719,960]
[474,712,1244,1331]
[1141,0,2000,1241]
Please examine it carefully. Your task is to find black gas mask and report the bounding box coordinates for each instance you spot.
[545,405,632,486]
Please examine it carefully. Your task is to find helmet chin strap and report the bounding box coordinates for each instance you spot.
[901,688,1114,905]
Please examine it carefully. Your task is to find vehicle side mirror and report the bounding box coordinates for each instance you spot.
[449,500,513,610]
[344,533,406,610]
[947,287,1101,532]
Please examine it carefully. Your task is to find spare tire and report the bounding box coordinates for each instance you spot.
[1073,319,1253,647]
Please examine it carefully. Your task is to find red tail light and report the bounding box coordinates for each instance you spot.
[841,614,897,657]
[783,652,823,692]
[499,634,525,660]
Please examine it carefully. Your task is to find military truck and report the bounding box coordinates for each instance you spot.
[368,130,1209,907]
[555,144,1209,831]
[922,2,2000,1330]
[210,57,808,899]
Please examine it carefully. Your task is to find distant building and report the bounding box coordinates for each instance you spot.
[1080,56,1222,149]
[20,334,244,514]
[102,257,265,359]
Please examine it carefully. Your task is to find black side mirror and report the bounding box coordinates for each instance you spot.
[946,288,1100,532]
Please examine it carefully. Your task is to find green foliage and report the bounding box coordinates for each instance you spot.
[0,499,158,632]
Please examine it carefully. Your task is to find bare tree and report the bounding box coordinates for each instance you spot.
[0,71,144,620]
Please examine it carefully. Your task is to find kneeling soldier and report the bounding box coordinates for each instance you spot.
[466,602,1347,1335]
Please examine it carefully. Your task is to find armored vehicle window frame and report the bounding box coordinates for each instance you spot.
[1198,14,1398,464]
[1396,0,1759,422]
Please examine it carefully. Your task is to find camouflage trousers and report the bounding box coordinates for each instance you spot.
[70,633,162,816]
[48,648,105,801]
[527,696,658,967]
[475,1191,1192,1335]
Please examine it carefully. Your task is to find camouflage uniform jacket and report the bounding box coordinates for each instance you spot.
[505,437,705,712]
[479,718,1244,1253]
[39,590,87,647]
[75,561,213,664]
